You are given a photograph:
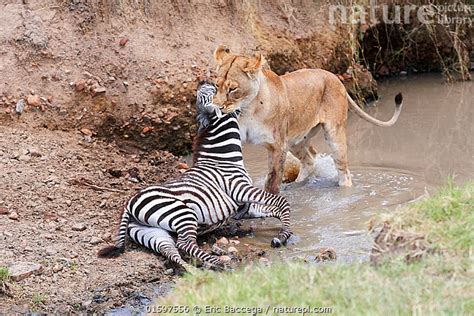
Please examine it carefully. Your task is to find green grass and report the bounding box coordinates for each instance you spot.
[0,266,9,295]
[159,182,474,315]
[0,267,8,282]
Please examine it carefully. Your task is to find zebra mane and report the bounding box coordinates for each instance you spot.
[196,81,220,131]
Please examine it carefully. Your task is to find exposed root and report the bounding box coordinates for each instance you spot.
[315,247,337,262]
[68,177,127,193]
[370,222,431,265]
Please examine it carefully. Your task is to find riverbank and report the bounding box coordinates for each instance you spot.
[159,181,473,315]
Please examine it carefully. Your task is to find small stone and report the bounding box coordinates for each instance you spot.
[18,154,30,162]
[15,99,25,114]
[82,300,92,308]
[72,223,87,231]
[8,212,19,220]
[230,239,240,245]
[227,246,238,253]
[75,79,86,92]
[177,162,189,170]
[219,255,232,263]
[142,126,152,134]
[8,262,43,281]
[26,95,41,107]
[89,237,102,245]
[29,148,42,157]
[80,128,93,137]
[99,200,107,208]
[0,207,9,215]
[163,268,174,275]
[45,248,57,256]
[92,86,106,96]
[211,244,225,256]
[216,237,229,246]
[65,200,72,207]
[119,38,129,46]
[53,264,63,273]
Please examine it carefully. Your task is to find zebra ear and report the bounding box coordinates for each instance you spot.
[214,45,231,65]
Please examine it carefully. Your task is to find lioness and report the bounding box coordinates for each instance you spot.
[212,45,403,194]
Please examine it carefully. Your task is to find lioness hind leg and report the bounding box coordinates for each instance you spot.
[290,125,322,183]
[322,123,352,187]
[292,145,318,182]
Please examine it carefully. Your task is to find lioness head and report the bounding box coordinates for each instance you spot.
[213,45,265,113]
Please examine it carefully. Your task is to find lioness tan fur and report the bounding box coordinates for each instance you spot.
[212,45,403,194]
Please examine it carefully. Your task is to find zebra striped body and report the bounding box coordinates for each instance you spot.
[99,82,293,269]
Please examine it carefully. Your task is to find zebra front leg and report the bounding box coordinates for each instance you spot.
[234,186,293,247]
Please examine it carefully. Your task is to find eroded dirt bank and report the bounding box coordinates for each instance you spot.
[0,0,359,156]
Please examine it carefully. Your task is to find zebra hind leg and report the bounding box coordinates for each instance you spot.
[127,222,194,272]
[175,228,225,270]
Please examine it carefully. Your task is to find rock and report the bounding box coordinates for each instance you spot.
[219,255,232,263]
[227,246,238,253]
[0,207,9,215]
[26,95,41,107]
[142,126,152,134]
[8,212,19,220]
[15,99,26,114]
[72,223,87,231]
[52,264,63,273]
[29,148,42,157]
[65,200,72,207]
[211,244,225,256]
[45,248,57,256]
[163,268,174,275]
[75,79,86,92]
[119,38,129,46]
[8,262,43,281]
[99,200,107,208]
[216,237,229,246]
[80,128,93,137]
[18,154,30,162]
[81,300,92,308]
[177,162,189,170]
[89,237,102,245]
[92,86,106,96]
[229,239,240,245]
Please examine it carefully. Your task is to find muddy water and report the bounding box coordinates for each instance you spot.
[240,73,474,263]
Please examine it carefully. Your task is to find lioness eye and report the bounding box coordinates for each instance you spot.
[229,87,238,93]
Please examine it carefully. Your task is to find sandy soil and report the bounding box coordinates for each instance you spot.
[0,119,182,313]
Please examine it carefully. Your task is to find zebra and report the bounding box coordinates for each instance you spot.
[98,81,293,270]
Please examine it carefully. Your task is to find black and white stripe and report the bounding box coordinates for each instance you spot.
[98,81,293,270]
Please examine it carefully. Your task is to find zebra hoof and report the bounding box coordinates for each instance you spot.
[271,238,282,248]
[182,263,199,275]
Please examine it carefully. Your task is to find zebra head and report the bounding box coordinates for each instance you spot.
[196,81,223,130]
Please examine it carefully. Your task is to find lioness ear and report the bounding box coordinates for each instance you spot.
[213,45,231,65]
[242,52,265,78]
